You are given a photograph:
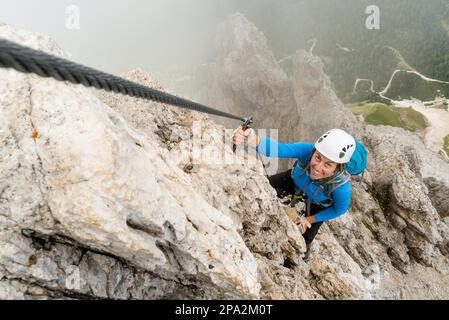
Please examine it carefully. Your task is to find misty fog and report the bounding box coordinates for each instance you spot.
[0,0,342,87]
[1,0,448,95]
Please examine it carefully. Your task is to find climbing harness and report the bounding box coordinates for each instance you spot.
[283,190,311,216]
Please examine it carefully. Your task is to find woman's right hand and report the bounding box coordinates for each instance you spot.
[232,127,259,147]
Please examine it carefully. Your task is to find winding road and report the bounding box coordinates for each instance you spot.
[353,70,449,154]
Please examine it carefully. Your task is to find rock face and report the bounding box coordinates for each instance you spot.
[0,25,263,299]
[291,50,358,142]
[362,126,449,271]
[1,18,449,300]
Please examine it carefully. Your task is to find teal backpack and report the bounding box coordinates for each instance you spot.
[344,140,368,176]
[325,139,368,196]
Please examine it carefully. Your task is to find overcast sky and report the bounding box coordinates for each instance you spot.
[0,0,236,79]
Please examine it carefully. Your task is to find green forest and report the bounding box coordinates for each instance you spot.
[225,0,449,102]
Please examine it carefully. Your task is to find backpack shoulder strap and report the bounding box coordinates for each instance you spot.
[324,170,350,198]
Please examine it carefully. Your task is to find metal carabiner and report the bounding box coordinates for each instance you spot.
[232,116,253,153]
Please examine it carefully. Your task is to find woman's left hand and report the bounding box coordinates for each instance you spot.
[232,127,259,147]
[297,215,312,234]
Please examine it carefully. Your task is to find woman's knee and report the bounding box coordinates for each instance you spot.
[268,169,293,189]
[303,221,323,244]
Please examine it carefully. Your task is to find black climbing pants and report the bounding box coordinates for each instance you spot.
[268,169,324,245]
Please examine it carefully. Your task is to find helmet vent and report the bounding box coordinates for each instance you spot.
[339,144,354,158]
[318,132,330,143]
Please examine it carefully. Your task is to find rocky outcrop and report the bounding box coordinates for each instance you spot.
[197,13,295,131]
[291,50,358,142]
[195,13,298,172]
[1,18,449,300]
[362,126,449,269]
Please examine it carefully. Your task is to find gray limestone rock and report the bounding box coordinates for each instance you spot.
[1,18,449,301]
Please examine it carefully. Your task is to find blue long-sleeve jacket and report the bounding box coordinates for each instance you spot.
[256,136,351,222]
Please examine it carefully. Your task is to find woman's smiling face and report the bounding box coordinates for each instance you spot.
[309,150,339,180]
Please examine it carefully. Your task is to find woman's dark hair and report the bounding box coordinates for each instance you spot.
[311,149,344,173]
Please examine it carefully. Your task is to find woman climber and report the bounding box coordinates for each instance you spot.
[232,128,358,260]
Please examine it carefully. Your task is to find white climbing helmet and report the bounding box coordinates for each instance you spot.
[314,129,356,164]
